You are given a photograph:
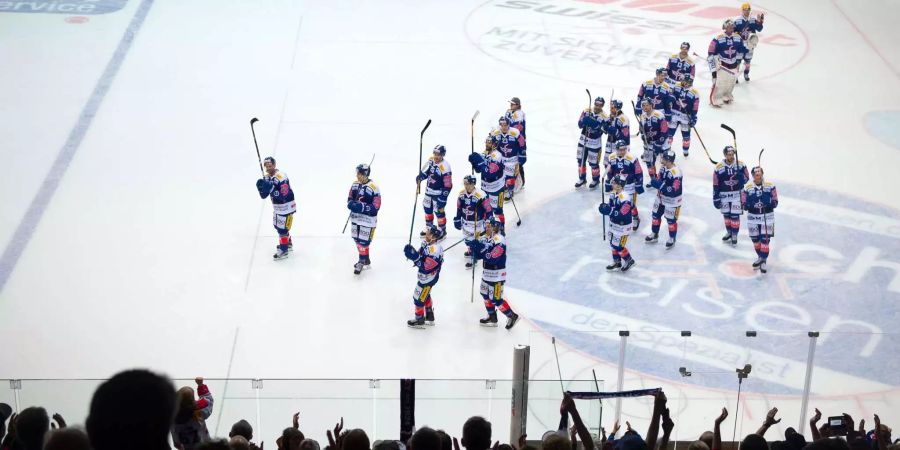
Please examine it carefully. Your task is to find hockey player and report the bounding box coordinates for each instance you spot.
[575,97,608,188]
[741,166,778,273]
[605,140,644,230]
[669,75,700,157]
[470,137,507,231]
[505,97,527,187]
[734,3,764,82]
[712,146,750,245]
[666,42,696,84]
[635,68,673,122]
[454,175,492,268]
[403,226,444,329]
[637,99,670,182]
[470,217,519,330]
[490,117,526,198]
[416,145,453,236]
[255,157,297,260]
[646,151,682,249]
[707,19,749,107]
[604,99,630,163]
[598,174,636,272]
[347,163,381,275]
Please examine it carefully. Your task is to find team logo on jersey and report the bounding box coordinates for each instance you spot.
[509,179,900,395]
[464,0,808,86]
[0,0,127,14]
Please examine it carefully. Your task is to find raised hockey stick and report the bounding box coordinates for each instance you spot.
[250,118,263,176]
[757,147,765,167]
[721,123,739,161]
[691,126,718,165]
[408,119,433,246]
[592,369,604,432]
[470,206,477,303]
[552,336,565,393]
[470,110,480,176]
[342,153,376,234]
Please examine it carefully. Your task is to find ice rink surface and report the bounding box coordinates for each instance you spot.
[1,0,899,443]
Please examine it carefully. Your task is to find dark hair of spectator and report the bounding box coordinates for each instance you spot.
[175,387,198,424]
[462,416,492,450]
[196,439,231,450]
[343,429,371,450]
[741,434,770,450]
[44,428,92,450]
[86,369,177,450]
[411,427,442,450]
[436,430,452,450]
[16,406,50,450]
[230,420,253,441]
[281,428,305,450]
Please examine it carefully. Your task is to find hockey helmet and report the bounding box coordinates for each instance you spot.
[616,140,629,150]
[662,150,677,163]
[723,145,736,156]
[509,97,521,105]
[433,144,447,156]
[640,98,652,108]
[356,163,371,176]
[611,174,628,187]
[681,74,694,86]
[680,41,691,50]
[463,175,477,185]
[486,216,502,230]
[427,225,444,240]
[594,96,605,105]
[741,2,751,11]
[610,99,623,110]
[263,156,276,165]
[655,67,667,76]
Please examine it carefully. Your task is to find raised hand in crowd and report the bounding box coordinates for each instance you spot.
[756,407,781,437]
[713,407,728,450]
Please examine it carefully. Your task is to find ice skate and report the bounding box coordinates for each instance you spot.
[574,179,587,188]
[645,233,658,243]
[665,237,676,249]
[621,259,635,272]
[407,318,426,329]
[505,312,519,330]
[606,261,621,270]
[425,309,435,326]
[273,249,290,260]
[479,313,498,327]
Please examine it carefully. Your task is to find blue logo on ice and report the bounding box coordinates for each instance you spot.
[0,0,128,14]
[509,179,900,394]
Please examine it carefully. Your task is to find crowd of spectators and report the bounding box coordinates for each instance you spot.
[0,370,895,450]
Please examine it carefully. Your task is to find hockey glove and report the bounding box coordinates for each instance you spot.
[635,184,645,195]
[348,201,364,213]
[403,244,419,261]
[468,152,484,167]
[650,178,664,190]
[713,198,722,210]
[256,179,273,199]
[518,154,527,166]
[689,117,697,128]
[711,71,717,80]
[416,173,426,183]
[598,203,612,216]
[604,183,612,192]
[453,217,462,230]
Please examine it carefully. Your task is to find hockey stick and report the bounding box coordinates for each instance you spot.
[443,237,467,252]
[470,205,477,303]
[631,100,657,179]
[721,123,738,161]
[552,336,565,394]
[691,126,718,165]
[592,369,604,433]
[470,110,480,176]
[408,119,433,246]
[342,153,376,234]
[509,195,522,226]
[757,147,765,167]
[577,89,591,183]
[250,118,263,176]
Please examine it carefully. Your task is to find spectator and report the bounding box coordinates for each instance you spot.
[86,369,177,450]
[0,404,11,443]
[741,434,769,450]
[687,441,709,450]
[436,430,452,450]
[44,428,92,450]
[462,417,492,450]
[172,377,214,450]
[280,428,304,450]
[713,408,727,450]
[410,427,442,450]
[230,420,253,442]
[342,429,370,450]
[230,436,251,450]
[16,407,50,450]
[756,408,781,438]
[300,439,321,450]
[373,440,401,450]
[196,439,231,450]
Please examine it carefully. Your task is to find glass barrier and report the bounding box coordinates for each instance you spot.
[0,380,17,412]
[12,379,103,427]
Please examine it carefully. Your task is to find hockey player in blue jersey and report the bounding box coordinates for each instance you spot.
[416,145,453,237]
[505,97,527,188]
[575,97,608,189]
[669,75,700,157]
[469,137,507,232]
[606,141,644,231]
[604,100,630,164]
[713,146,750,245]
[735,3,765,81]
[708,19,749,107]
[455,175,492,268]
[635,68,674,121]
[646,151,683,249]
[347,163,381,275]
[666,42,696,84]
[403,225,444,329]
[637,99,670,182]
[598,174,636,272]
[742,166,778,273]
[490,117,526,199]
[256,157,297,260]
[470,217,519,330]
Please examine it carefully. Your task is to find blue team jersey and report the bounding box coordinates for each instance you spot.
[605,114,630,147]
[708,33,748,68]
[742,181,778,214]
[671,83,700,118]
[418,158,453,198]
[347,180,381,228]
[505,109,527,138]
[578,109,607,148]
[636,80,674,117]
[456,189,492,223]
[656,165,683,199]
[474,149,507,193]
[606,152,644,187]
[490,128,525,158]
[666,54,695,82]
[713,161,750,195]
[734,15,763,40]
[640,110,670,146]
[606,191,634,227]
[415,242,443,276]
[261,170,296,215]
[477,233,506,270]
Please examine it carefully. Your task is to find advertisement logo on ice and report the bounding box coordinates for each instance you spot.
[0,0,128,14]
